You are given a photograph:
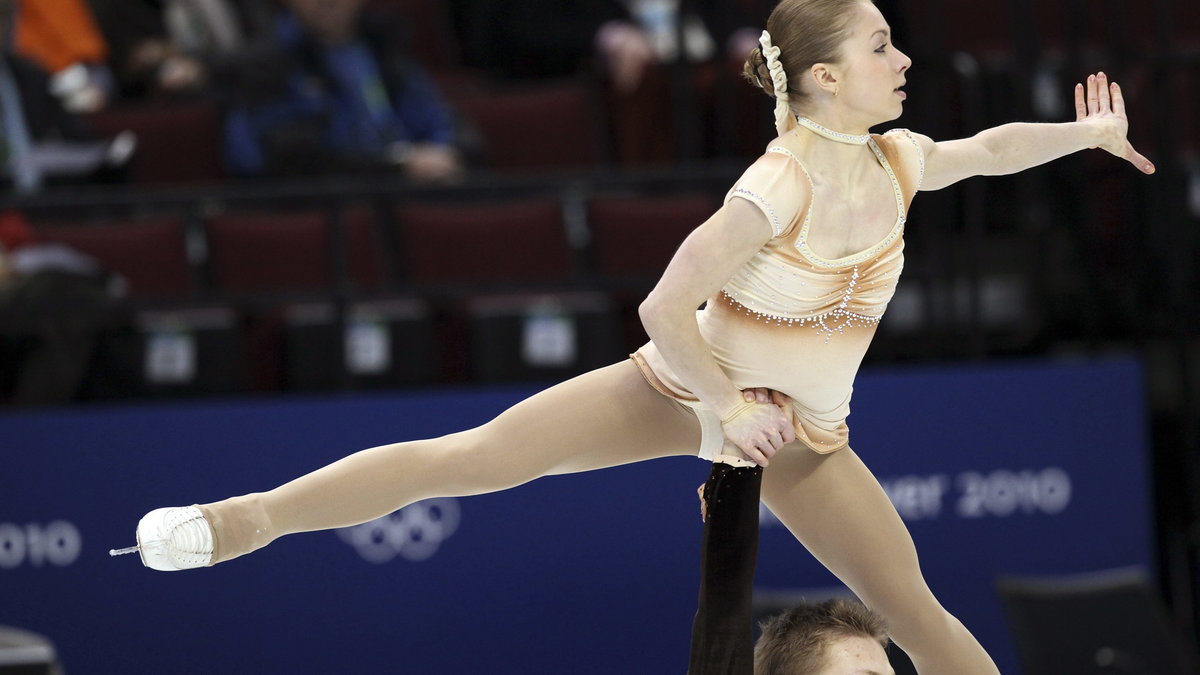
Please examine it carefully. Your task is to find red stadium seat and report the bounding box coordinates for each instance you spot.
[87,102,223,184]
[342,207,389,291]
[586,192,715,353]
[205,211,331,293]
[448,82,605,171]
[587,193,714,277]
[32,218,194,298]
[204,208,400,392]
[395,199,573,284]
[394,198,588,382]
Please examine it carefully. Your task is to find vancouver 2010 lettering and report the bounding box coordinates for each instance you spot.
[0,521,83,569]
[879,468,1072,521]
[760,467,1073,525]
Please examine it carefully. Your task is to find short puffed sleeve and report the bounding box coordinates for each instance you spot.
[722,149,811,239]
[881,128,926,195]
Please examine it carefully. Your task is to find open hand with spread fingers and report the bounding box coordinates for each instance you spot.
[1076,71,1155,174]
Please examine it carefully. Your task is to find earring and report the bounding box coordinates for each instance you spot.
[834,87,839,97]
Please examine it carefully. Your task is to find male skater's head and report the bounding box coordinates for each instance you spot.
[754,598,893,675]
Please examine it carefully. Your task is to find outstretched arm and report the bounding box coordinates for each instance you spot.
[913,71,1155,191]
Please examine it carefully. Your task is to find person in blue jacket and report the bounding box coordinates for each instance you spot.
[223,0,462,183]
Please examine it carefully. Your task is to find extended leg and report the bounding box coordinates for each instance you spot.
[760,446,1001,675]
[196,360,701,564]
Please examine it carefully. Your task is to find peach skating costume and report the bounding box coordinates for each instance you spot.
[633,128,925,458]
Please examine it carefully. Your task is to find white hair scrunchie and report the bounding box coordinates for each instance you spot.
[759,30,794,136]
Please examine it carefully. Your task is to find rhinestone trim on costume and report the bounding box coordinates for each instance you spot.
[764,146,815,239]
[720,285,882,343]
[766,145,804,167]
[730,187,784,236]
[889,128,926,190]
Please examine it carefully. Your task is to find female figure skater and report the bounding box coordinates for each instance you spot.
[121,1,1153,672]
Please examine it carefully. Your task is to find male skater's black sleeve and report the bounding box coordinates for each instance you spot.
[687,462,763,675]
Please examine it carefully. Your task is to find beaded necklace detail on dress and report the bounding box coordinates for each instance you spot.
[795,116,871,145]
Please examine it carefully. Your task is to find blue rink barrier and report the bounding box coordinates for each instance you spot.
[1,356,1151,674]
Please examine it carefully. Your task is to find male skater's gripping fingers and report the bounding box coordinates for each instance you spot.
[720,392,796,466]
[741,387,794,412]
[742,387,779,405]
[1075,71,1155,174]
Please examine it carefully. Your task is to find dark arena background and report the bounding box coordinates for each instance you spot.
[1,1,1198,673]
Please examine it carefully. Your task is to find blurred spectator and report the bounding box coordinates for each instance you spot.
[1,3,135,192]
[8,0,114,113]
[626,0,715,65]
[88,0,277,101]
[221,0,462,183]
[451,0,675,164]
[691,0,765,63]
[0,211,123,406]
[452,1,656,95]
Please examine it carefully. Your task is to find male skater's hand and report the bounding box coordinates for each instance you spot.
[701,388,793,518]
[719,388,796,467]
[742,387,793,411]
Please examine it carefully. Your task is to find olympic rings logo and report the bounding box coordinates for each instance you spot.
[336,498,461,564]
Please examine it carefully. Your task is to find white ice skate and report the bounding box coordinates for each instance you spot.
[111,506,214,571]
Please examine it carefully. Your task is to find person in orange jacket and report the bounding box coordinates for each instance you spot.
[9,0,113,112]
